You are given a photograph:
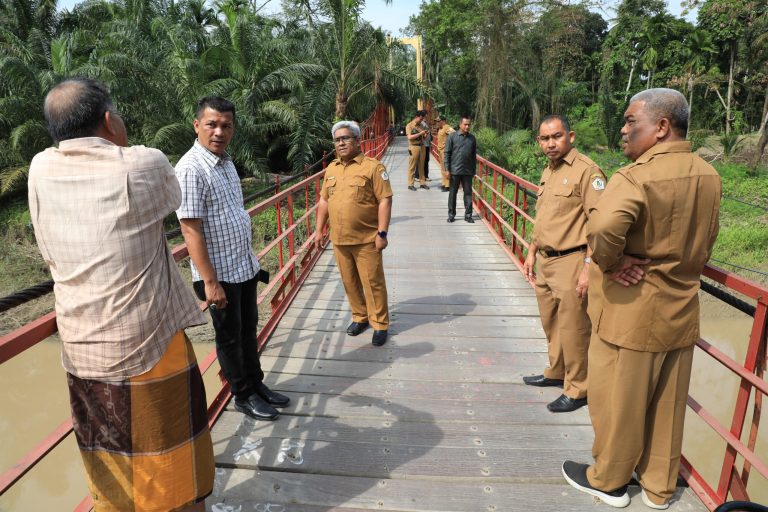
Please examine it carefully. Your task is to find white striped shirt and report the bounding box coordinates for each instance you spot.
[175,140,260,284]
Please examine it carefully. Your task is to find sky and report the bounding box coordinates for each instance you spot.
[55,0,697,34]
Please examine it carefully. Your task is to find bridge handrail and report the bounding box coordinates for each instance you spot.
[0,130,394,506]
[431,144,768,510]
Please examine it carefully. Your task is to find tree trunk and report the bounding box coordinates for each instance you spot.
[726,41,736,134]
[760,84,768,136]
[335,90,348,120]
[687,77,694,140]
[624,58,636,102]
[751,85,768,169]
[529,96,540,133]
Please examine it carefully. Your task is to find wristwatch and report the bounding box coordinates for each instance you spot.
[377,231,388,239]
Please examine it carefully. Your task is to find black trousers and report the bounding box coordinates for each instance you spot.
[193,276,264,400]
[423,148,430,178]
[448,174,474,217]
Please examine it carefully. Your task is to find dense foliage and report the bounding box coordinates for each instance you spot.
[0,0,425,197]
[408,0,768,170]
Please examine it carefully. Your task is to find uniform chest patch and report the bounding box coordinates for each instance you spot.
[381,171,389,181]
[591,176,605,191]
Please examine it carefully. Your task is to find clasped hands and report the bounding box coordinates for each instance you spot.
[608,255,651,287]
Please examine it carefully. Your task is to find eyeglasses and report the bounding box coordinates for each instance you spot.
[333,135,357,145]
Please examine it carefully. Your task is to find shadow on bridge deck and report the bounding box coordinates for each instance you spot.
[207,138,705,511]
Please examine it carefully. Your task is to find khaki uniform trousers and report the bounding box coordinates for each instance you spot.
[407,145,426,186]
[587,335,694,506]
[333,242,389,330]
[440,150,450,188]
[534,251,590,399]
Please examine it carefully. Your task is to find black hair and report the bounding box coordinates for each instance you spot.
[43,78,114,143]
[540,114,571,133]
[196,96,236,120]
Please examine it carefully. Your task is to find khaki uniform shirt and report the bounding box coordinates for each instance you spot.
[28,138,206,380]
[321,152,393,246]
[437,125,454,154]
[406,120,425,146]
[588,141,721,352]
[532,148,606,252]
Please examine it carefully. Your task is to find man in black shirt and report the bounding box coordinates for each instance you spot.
[444,116,477,223]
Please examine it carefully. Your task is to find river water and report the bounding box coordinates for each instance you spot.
[0,298,766,510]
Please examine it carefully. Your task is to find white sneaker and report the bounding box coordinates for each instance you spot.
[641,488,669,510]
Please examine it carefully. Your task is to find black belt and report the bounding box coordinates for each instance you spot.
[540,245,587,258]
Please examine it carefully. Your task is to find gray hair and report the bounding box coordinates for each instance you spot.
[44,78,115,143]
[629,88,689,137]
[331,121,361,139]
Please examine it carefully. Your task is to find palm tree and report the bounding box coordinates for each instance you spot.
[680,29,716,135]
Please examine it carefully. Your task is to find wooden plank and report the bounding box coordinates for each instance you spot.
[212,411,595,450]
[290,292,539,307]
[222,393,589,425]
[266,318,543,339]
[214,436,591,482]
[211,469,707,511]
[282,298,541,316]
[265,328,547,353]
[279,309,543,327]
[259,346,548,370]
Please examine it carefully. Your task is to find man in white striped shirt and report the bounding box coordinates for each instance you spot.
[176,96,289,421]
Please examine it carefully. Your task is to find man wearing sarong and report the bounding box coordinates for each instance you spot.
[28,78,214,511]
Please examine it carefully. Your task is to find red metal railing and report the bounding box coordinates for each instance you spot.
[432,146,768,509]
[0,128,393,509]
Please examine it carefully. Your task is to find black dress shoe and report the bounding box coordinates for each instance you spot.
[235,393,279,421]
[419,184,429,190]
[447,216,455,223]
[441,186,449,192]
[522,374,564,387]
[562,461,630,507]
[346,321,369,336]
[547,394,588,413]
[408,185,417,191]
[372,330,388,346]
[465,215,475,223]
[255,381,290,407]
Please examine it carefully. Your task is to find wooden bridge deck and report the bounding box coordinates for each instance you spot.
[208,138,706,511]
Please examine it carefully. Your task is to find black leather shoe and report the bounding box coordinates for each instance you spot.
[547,394,588,413]
[562,461,630,507]
[346,321,369,336]
[255,382,290,407]
[441,186,449,192]
[447,216,455,223]
[235,393,279,421]
[372,330,388,346]
[408,185,417,191]
[522,374,564,387]
[465,215,475,223]
[419,184,429,190]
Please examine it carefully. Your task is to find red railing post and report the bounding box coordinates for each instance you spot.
[275,175,284,279]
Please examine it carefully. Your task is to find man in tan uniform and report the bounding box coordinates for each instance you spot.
[406,110,429,191]
[562,88,721,509]
[315,120,393,346]
[523,114,606,413]
[436,116,454,192]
